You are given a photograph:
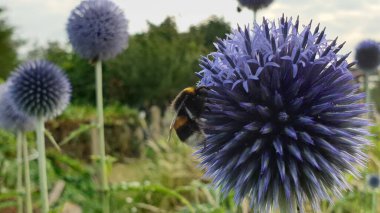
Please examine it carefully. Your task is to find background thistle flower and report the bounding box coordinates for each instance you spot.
[67,1,128,211]
[8,60,71,120]
[0,83,35,132]
[0,83,35,213]
[238,0,274,12]
[368,174,380,189]
[8,59,71,213]
[196,16,370,212]
[355,39,380,72]
[67,0,129,61]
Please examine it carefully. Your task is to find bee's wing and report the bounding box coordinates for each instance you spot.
[167,96,188,143]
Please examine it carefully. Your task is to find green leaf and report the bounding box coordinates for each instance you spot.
[60,123,96,146]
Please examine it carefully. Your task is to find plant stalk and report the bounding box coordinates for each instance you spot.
[16,131,24,213]
[22,132,33,213]
[36,118,49,213]
[95,60,109,213]
[364,72,373,119]
[372,191,377,213]
[253,10,257,24]
[365,73,370,104]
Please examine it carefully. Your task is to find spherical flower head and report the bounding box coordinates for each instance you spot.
[238,0,274,11]
[67,0,129,61]
[0,83,35,132]
[368,174,380,189]
[8,60,71,120]
[196,16,370,212]
[355,39,380,72]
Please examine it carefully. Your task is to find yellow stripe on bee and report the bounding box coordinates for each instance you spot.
[174,116,188,129]
[183,87,196,94]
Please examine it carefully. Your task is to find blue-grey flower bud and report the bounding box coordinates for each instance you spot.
[238,0,274,11]
[355,39,380,72]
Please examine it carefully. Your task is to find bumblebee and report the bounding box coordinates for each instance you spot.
[168,86,208,142]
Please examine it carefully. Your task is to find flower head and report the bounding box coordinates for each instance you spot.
[0,83,35,132]
[355,39,380,72]
[67,0,129,61]
[238,0,274,11]
[196,16,369,212]
[8,60,71,120]
[368,174,380,189]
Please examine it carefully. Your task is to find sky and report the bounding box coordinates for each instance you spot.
[1,0,380,58]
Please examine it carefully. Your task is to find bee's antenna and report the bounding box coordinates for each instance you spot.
[167,95,189,143]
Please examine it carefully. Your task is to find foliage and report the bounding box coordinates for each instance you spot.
[58,104,139,123]
[27,17,231,107]
[0,118,379,212]
[0,7,19,79]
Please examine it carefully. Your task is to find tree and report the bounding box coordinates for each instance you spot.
[0,7,19,79]
[31,16,231,107]
[106,17,231,107]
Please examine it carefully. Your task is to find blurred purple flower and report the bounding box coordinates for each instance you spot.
[8,60,71,120]
[0,83,35,132]
[196,16,370,212]
[238,0,274,11]
[67,0,129,61]
[355,39,380,72]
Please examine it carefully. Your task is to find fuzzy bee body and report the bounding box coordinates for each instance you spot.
[169,86,207,142]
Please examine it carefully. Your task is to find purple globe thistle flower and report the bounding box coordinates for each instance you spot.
[67,0,129,61]
[355,39,380,72]
[368,174,380,189]
[8,60,71,120]
[238,0,274,12]
[0,83,35,132]
[196,16,370,212]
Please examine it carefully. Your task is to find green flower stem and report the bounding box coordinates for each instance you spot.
[364,72,373,119]
[95,60,109,213]
[279,200,297,213]
[372,191,377,213]
[22,132,33,213]
[365,73,370,105]
[36,118,49,213]
[16,131,23,213]
[253,10,257,24]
